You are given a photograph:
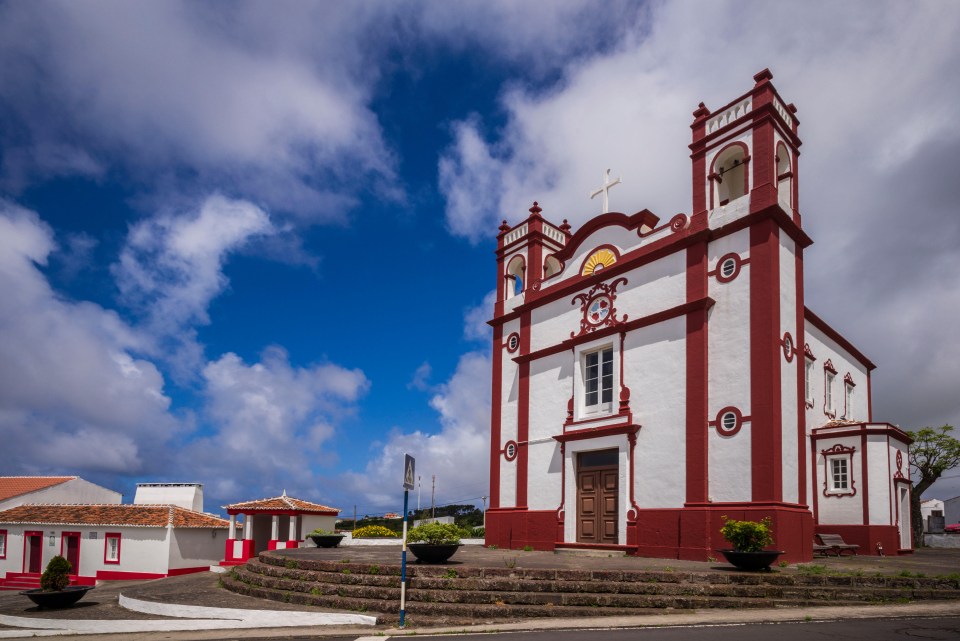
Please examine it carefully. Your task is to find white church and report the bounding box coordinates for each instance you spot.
[485,69,913,562]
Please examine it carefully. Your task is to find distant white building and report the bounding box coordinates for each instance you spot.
[0,504,228,590]
[0,476,121,512]
[134,483,204,512]
[946,496,960,527]
[921,498,944,532]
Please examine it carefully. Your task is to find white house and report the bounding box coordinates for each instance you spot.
[0,476,121,512]
[485,69,912,562]
[0,504,228,589]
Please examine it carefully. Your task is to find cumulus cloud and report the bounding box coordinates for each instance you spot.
[176,346,369,504]
[346,351,491,509]
[113,194,275,376]
[463,290,497,343]
[438,1,960,497]
[0,201,178,475]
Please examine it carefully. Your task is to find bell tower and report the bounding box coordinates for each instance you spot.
[689,68,802,224]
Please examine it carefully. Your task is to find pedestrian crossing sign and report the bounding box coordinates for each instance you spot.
[403,454,416,490]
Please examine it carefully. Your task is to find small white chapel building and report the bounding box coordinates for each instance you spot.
[485,70,912,562]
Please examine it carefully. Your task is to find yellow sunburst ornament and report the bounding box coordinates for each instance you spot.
[581,248,617,276]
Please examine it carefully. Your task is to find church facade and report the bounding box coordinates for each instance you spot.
[485,70,913,562]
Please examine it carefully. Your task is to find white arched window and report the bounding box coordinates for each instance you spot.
[776,142,792,210]
[712,144,749,208]
[505,255,525,300]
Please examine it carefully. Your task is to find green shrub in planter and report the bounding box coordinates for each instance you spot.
[353,525,399,538]
[307,528,336,536]
[720,516,774,552]
[40,556,72,592]
[407,522,466,545]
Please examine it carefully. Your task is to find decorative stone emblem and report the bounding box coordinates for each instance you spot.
[571,278,627,338]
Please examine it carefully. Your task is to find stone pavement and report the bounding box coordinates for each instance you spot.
[0,547,958,638]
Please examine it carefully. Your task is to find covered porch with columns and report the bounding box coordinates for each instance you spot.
[220,492,340,565]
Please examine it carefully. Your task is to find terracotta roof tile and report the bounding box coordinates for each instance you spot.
[0,504,229,528]
[0,476,74,502]
[223,495,339,514]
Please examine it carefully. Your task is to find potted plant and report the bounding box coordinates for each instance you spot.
[307,528,345,548]
[407,522,465,563]
[718,516,783,571]
[20,556,94,609]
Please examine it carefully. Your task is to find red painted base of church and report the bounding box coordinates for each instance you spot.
[488,505,814,563]
[223,538,255,563]
[814,524,904,556]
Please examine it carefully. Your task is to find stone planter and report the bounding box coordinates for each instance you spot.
[21,586,94,609]
[407,543,461,564]
[718,549,784,571]
[309,534,345,548]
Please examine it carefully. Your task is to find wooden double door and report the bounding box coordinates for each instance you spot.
[576,449,618,545]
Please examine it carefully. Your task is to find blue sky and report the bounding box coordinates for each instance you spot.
[2,1,959,515]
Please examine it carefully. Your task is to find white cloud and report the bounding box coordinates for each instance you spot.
[113,194,275,375]
[463,290,497,343]
[0,201,178,475]
[437,1,960,498]
[175,347,369,502]
[346,350,491,510]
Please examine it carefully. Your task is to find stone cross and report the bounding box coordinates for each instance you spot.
[590,168,622,214]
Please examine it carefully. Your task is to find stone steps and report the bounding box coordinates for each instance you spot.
[217,552,960,625]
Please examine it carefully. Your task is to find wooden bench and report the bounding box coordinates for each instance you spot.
[816,533,860,556]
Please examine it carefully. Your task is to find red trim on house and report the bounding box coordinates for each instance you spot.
[577,243,621,277]
[820,443,857,498]
[804,308,876,371]
[710,406,750,437]
[516,311,531,509]
[707,142,750,209]
[711,252,748,283]
[96,570,163,581]
[796,246,807,506]
[502,440,518,461]
[514,297,715,364]
[104,533,121,564]
[59,531,80,576]
[781,331,795,362]
[750,217,782,502]
[686,243,708,504]
[552,423,640,444]
[490,323,503,509]
[22,531,42,574]
[860,433,870,525]
[552,211,660,263]
[167,566,212,577]
[811,423,913,445]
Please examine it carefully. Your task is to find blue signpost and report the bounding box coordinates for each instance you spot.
[400,453,415,628]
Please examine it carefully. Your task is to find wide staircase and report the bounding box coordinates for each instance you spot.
[222,552,960,625]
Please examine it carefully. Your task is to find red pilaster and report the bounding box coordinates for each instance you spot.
[795,246,807,506]
[489,324,503,509]
[685,242,709,504]
[750,218,782,502]
[516,311,531,509]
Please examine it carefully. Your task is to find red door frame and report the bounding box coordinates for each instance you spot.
[23,530,43,574]
[60,531,81,577]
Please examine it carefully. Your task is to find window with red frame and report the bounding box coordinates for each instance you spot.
[104,533,121,564]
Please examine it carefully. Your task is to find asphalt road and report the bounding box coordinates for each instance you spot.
[230,617,960,641]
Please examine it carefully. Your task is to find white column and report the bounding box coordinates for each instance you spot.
[228,514,236,540]
[243,514,253,540]
[288,515,297,541]
[271,515,279,540]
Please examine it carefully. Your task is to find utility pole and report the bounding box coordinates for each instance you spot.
[431,475,436,519]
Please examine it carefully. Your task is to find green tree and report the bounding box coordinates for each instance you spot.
[907,425,960,546]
